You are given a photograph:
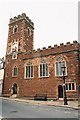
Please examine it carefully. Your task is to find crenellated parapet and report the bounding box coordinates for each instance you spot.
[24,40,79,56]
[23,40,79,61]
[9,13,34,27]
[34,40,79,52]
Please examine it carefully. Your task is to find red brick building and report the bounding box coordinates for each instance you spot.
[3,13,80,100]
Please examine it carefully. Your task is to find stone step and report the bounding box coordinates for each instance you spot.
[10,94,17,98]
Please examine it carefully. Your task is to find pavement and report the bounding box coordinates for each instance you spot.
[0,97,79,110]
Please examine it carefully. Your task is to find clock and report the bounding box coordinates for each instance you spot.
[12,52,17,59]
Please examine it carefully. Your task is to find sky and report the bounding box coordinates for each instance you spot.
[0,0,78,58]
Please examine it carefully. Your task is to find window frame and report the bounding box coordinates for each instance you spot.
[25,64,34,79]
[65,82,76,91]
[27,27,32,36]
[55,60,67,77]
[12,66,18,77]
[13,25,18,34]
[39,63,49,78]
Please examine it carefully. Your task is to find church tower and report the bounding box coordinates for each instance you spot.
[6,13,34,57]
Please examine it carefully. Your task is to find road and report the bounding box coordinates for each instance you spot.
[0,99,79,118]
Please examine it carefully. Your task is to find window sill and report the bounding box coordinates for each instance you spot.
[55,75,67,77]
[12,76,17,78]
[24,77,34,80]
[66,90,76,92]
[39,76,49,79]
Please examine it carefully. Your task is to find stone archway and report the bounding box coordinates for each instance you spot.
[58,85,63,98]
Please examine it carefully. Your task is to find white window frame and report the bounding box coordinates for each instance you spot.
[13,25,18,34]
[55,61,67,77]
[24,64,34,79]
[12,66,18,77]
[39,63,49,78]
[66,82,76,91]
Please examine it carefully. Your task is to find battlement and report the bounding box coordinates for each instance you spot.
[24,40,79,56]
[9,13,34,27]
[34,40,79,52]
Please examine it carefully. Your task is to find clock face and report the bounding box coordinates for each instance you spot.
[12,52,17,59]
[11,42,18,52]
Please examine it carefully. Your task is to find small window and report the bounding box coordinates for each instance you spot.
[40,63,49,78]
[13,25,18,34]
[27,28,30,36]
[12,66,18,77]
[14,27,17,33]
[27,27,31,36]
[66,82,76,91]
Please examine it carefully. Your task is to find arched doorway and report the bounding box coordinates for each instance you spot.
[58,85,63,98]
[12,84,17,94]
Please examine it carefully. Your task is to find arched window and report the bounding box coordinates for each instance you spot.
[27,27,31,36]
[55,56,67,76]
[12,66,18,77]
[27,28,30,36]
[13,25,18,34]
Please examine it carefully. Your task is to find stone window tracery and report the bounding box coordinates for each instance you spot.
[25,63,34,79]
[39,63,49,78]
[55,56,67,76]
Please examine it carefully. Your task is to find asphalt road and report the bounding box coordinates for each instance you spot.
[1,99,79,118]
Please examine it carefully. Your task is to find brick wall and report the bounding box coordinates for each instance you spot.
[3,13,80,99]
[3,41,79,99]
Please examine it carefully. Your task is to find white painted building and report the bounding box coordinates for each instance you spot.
[0,59,4,96]
[0,69,4,95]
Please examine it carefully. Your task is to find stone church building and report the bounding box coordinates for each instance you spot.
[3,13,80,100]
